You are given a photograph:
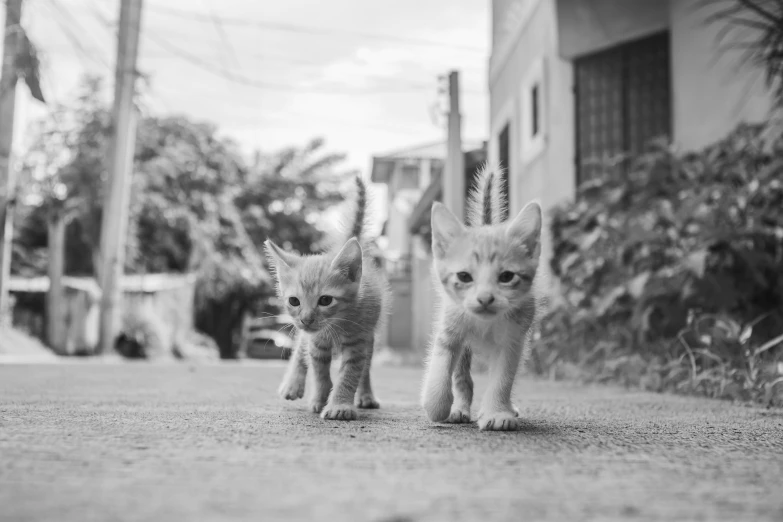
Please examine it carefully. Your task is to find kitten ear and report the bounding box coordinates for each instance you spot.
[507,200,542,256]
[431,202,465,259]
[331,237,363,283]
[264,239,300,277]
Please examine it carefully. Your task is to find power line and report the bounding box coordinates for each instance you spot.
[84,3,486,96]
[41,0,112,71]
[203,0,241,72]
[143,28,481,96]
[145,4,486,53]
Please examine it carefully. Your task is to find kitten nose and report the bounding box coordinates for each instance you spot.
[301,315,315,326]
[477,294,495,307]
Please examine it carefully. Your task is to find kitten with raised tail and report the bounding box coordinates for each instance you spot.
[266,176,389,421]
[421,164,545,431]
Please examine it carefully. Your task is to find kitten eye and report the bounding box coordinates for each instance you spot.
[288,297,300,307]
[498,271,516,283]
[318,295,333,306]
[456,272,473,283]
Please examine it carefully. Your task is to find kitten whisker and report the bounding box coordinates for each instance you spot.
[331,317,364,329]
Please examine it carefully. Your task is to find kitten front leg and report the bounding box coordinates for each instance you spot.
[308,342,333,414]
[443,348,473,424]
[321,335,370,421]
[477,342,523,431]
[355,337,379,409]
[277,333,307,401]
[421,332,464,422]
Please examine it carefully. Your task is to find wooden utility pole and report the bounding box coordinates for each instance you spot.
[97,0,143,354]
[46,203,78,353]
[443,70,465,223]
[0,0,23,326]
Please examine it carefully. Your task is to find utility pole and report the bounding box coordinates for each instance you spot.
[97,0,143,354]
[0,0,23,326]
[443,70,465,223]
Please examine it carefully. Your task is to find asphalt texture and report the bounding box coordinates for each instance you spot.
[1,362,781,522]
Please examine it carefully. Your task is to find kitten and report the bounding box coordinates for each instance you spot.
[420,164,545,431]
[266,176,390,421]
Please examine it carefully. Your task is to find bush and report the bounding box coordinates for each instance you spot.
[194,254,270,359]
[538,122,783,406]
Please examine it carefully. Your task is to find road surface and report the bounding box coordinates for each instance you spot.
[1,363,781,522]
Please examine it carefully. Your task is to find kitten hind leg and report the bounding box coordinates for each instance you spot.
[444,348,473,423]
[321,335,370,420]
[421,332,464,422]
[355,338,379,409]
[477,343,523,431]
[277,333,307,401]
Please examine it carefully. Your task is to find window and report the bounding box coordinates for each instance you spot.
[520,57,547,164]
[574,31,671,185]
[531,84,540,138]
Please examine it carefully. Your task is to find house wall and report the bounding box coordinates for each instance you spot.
[488,0,572,267]
[556,0,669,58]
[670,0,773,150]
[385,166,410,258]
[386,276,413,349]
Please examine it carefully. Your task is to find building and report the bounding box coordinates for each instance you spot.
[489,0,774,251]
[371,140,487,357]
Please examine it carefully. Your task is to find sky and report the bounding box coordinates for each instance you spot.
[6,0,491,177]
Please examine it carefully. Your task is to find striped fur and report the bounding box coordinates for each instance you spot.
[266,176,391,421]
[422,163,547,431]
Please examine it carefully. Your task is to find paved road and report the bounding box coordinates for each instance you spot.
[0,363,781,522]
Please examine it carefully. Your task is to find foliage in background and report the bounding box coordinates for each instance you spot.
[702,0,783,106]
[535,123,783,407]
[12,76,356,358]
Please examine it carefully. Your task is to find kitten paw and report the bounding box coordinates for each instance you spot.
[277,377,305,401]
[356,394,380,409]
[512,404,520,417]
[443,409,471,424]
[477,411,520,431]
[321,403,357,421]
[422,389,454,422]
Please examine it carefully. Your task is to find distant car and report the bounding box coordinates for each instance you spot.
[246,329,295,360]
[242,314,296,360]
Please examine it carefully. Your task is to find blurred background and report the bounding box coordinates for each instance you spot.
[0,0,781,407]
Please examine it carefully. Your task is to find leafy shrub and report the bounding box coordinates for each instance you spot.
[194,254,269,359]
[537,122,783,406]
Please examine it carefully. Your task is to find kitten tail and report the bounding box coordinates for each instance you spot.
[466,163,506,226]
[349,175,368,241]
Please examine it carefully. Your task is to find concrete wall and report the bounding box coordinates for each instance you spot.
[670,0,773,151]
[386,276,413,349]
[410,236,436,359]
[556,0,669,58]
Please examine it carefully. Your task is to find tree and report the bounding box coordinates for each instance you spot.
[237,137,358,256]
[13,75,357,357]
[703,0,783,106]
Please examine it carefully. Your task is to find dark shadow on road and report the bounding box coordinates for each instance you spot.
[423,420,563,436]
